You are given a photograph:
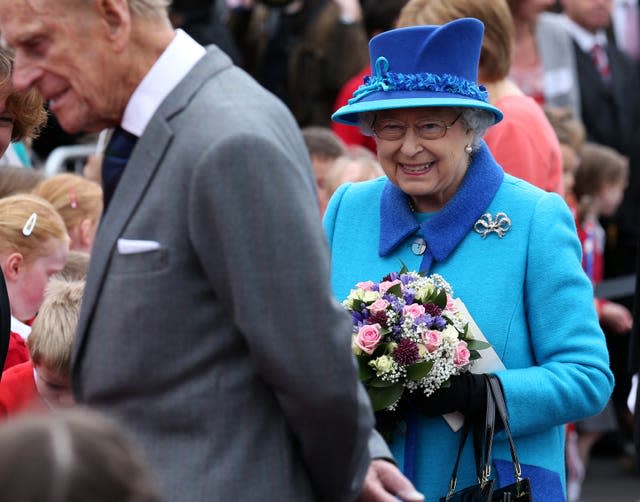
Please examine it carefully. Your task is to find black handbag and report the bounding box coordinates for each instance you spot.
[440,375,533,502]
[439,377,496,502]
[486,376,532,501]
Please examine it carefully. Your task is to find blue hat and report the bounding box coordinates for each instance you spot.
[332,18,503,126]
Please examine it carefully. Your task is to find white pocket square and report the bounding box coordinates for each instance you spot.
[117,238,161,255]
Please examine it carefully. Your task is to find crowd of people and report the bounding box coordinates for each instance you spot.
[0,0,638,501]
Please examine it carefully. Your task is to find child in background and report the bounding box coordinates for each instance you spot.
[543,106,586,211]
[301,126,346,215]
[0,194,69,371]
[53,250,89,282]
[568,141,633,502]
[0,407,161,501]
[0,279,84,416]
[32,173,103,253]
[324,146,384,203]
[0,165,45,199]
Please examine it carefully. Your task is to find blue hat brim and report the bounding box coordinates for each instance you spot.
[332,96,503,126]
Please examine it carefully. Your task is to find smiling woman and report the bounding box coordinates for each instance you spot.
[325,18,614,500]
[0,47,47,161]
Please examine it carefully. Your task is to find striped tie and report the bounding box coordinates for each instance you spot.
[590,43,611,81]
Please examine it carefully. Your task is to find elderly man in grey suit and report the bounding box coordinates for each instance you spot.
[0,0,423,501]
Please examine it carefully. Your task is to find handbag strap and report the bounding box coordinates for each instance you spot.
[443,419,473,498]
[487,375,523,483]
[478,376,495,487]
[443,376,496,499]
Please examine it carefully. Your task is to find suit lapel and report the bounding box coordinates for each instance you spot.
[72,46,234,383]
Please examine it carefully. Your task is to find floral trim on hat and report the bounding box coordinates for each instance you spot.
[349,56,489,105]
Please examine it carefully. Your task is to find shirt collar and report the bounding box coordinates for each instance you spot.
[121,29,206,137]
[559,14,609,53]
[11,316,31,340]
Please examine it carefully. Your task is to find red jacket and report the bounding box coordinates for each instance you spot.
[3,331,29,372]
[0,360,46,418]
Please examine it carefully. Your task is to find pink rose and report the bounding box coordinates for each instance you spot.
[454,341,471,367]
[446,295,458,313]
[355,324,382,355]
[422,330,442,352]
[356,281,376,291]
[368,298,390,315]
[379,279,401,295]
[403,303,426,318]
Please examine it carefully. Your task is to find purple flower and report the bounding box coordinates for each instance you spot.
[383,271,400,282]
[431,316,446,330]
[392,338,420,366]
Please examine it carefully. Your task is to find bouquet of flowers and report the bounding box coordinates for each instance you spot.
[344,267,490,412]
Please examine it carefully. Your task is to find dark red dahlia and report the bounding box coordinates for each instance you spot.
[368,310,388,328]
[392,339,420,366]
[424,303,442,317]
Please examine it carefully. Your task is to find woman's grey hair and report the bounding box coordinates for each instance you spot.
[359,107,495,151]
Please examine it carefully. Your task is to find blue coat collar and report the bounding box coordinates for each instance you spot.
[379,142,504,272]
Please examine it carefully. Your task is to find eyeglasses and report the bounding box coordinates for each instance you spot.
[372,112,462,141]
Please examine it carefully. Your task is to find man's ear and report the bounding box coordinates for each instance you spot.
[96,0,131,52]
[2,253,24,283]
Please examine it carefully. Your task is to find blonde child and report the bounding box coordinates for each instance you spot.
[32,173,103,253]
[0,279,83,416]
[53,250,89,282]
[0,194,69,371]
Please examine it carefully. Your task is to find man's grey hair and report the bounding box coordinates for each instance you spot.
[358,106,495,152]
[127,0,171,20]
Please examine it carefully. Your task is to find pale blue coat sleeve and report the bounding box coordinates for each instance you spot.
[496,192,614,436]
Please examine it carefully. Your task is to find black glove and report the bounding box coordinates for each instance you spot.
[409,372,487,418]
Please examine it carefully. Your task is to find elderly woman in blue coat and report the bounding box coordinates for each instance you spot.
[325,18,614,501]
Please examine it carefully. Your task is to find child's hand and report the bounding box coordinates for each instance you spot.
[600,301,633,334]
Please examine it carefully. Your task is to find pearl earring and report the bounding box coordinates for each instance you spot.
[464,144,473,154]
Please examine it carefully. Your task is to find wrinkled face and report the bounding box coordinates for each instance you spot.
[0,83,15,157]
[561,0,612,33]
[373,107,473,212]
[0,0,118,133]
[34,364,74,408]
[9,238,68,321]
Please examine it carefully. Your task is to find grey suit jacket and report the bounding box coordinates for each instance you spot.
[72,46,374,501]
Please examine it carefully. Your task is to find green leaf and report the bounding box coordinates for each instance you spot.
[369,377,397,388]
[466,339,491,351]
[433,288,448,309]
[406,360,434,381]
[368,383,404,411]
[357,356,375,381]
[386,282,403,297]
[399,262,409,275]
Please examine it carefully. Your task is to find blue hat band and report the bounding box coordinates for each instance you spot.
[348,56,489,105]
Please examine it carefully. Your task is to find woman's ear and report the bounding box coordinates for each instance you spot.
[2,253,24,283]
